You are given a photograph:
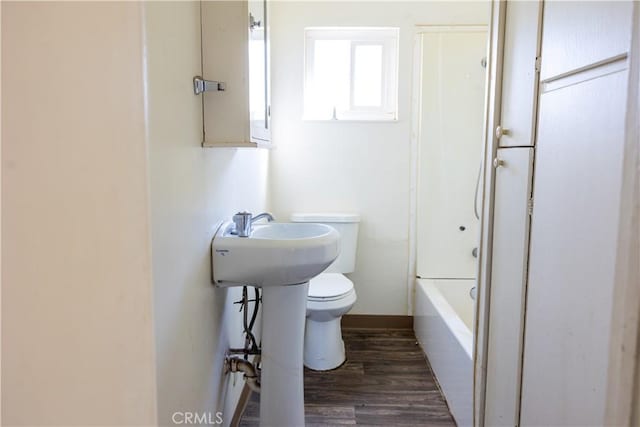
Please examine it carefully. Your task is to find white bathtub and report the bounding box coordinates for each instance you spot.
[414,278,475,427]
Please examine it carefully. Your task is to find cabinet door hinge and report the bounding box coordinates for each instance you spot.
[528,198,534,216]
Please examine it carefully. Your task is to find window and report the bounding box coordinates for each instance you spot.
[304,27,399,121]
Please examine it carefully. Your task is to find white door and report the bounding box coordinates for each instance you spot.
[498,0,543,148]
[484,147,534,426]
[416,28,487,279]
[481,2,541,424]
[520,2,634,425]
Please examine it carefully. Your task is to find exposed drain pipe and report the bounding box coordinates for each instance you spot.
[225,356,261,393]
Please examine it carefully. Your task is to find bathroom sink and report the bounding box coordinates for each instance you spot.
[211,218,341,426]
[211,222,340,287]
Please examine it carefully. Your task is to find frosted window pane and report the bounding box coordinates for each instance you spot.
[306,40,350,119]
[353,45,383,107]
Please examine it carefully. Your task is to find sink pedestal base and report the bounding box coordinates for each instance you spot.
[259,282,308,427]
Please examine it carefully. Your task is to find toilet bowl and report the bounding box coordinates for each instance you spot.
[304,273,357,370]
[290,213,360,371]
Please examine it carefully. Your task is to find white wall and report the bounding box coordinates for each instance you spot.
[144,2,268,425]
[269,1,489,315]
[2,2,268,425]
[2,2,157,425]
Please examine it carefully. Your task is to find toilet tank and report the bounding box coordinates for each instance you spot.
[290,213,360,274]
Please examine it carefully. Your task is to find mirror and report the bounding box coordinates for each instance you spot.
[199,0,270,147]
[248,0,270,143]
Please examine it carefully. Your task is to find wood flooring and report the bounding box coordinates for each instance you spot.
[239,328,456,426]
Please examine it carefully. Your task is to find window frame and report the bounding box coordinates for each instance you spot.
[304,27,399,121]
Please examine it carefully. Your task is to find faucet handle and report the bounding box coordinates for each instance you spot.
[233,211,252,220]
[232,212,252,237]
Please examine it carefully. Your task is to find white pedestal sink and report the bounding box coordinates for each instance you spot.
[211,221,340,427]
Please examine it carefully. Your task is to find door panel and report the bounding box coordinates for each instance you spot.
[498,0,542,148]
[540,1,632,80]
[484,147,534,426]
[520,69,628,427]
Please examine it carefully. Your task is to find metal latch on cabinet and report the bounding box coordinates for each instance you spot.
[193,76,226,95]
[249,13,262,30]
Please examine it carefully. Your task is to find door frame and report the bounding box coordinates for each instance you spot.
[605,2,640,425]
[472,2,506,425]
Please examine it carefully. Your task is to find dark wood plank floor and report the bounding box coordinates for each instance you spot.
[240,328,456,426]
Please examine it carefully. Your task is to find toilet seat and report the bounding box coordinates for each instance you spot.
[308,273,354,302]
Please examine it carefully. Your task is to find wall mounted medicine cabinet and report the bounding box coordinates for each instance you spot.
[198,0,271,148]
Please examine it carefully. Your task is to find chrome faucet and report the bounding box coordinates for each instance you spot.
[232,211,275,237]
[251,212,275,224]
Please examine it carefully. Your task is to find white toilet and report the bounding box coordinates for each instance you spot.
[290,213,360,371]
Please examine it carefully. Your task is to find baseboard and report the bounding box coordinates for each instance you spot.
[341,314,413,329]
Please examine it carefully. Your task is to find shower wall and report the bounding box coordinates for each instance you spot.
[415,28,488,280]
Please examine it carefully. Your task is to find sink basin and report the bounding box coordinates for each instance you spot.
[211,221,340,287]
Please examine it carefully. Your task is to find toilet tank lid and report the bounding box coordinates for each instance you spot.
[290,213,360,223]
